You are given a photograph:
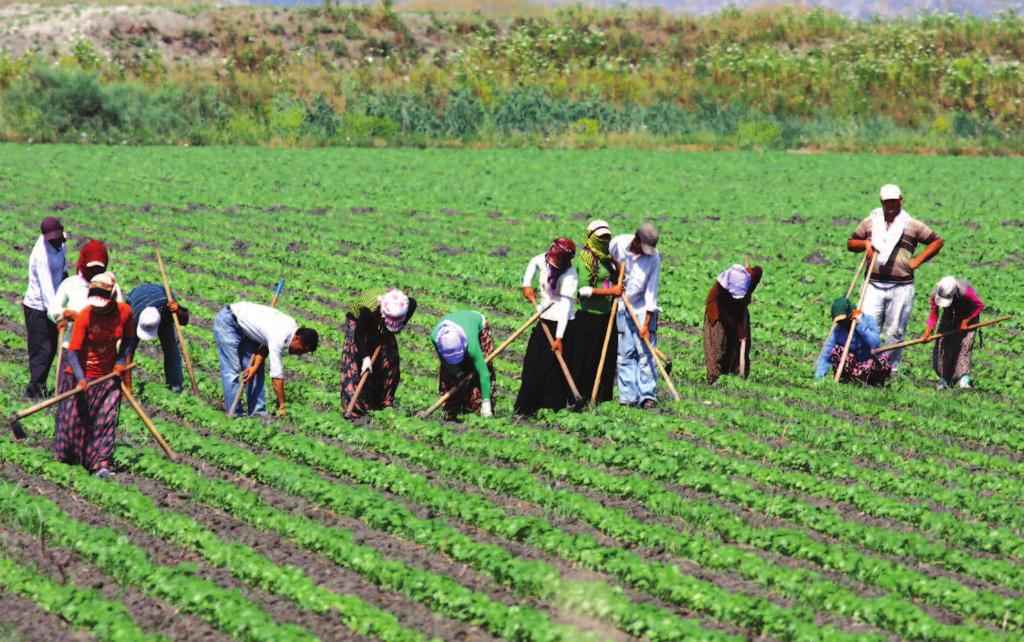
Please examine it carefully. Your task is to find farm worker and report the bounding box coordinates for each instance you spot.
[431,310,495,420]
[703,263,763,385]
[847,184,943,373]
[54,272,137,478]
[49,240,125,396]
[814,297,891,385]
[22,216,67,399]
[125,283,191,395]
[212,301,319,418]
[340,288,417,419]
[923,276,985,389]
[569,220,623,404]
[515,237,580,415]
[610,223,661,409]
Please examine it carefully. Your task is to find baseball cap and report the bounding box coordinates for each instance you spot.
[40,217,64,243]
[880,184,902,201]
[636,223,659,255]
[137,306,162,341]
[830,297,854,322]
[587,220,611,237]
[87,272,117,307]
[934,276,958,308]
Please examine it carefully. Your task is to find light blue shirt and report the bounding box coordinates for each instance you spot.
[22,236,66,311]
[814,314,882,379]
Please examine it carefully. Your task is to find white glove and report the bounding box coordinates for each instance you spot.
[361,356,373,377]
[480,399,493,417]
[578,286,594,298]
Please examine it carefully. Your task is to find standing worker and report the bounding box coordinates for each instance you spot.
[515,237,579,415]
[570,221,623,404]
[814,297,891,385]
[22,216,67,398]
[49,240,124,396]
[703,263,763,385]
[213,301,319,418]
[340,289,416,418]
[610,224,662,409]
[432,310,495,420]
[125,283,190,394]
[923,276,985,389]
[847,184,943,373]
[54,272,137,478]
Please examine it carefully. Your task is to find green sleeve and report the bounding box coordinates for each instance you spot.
[464,328,491,400]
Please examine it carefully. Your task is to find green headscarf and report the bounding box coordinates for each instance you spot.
[581,229,613,287]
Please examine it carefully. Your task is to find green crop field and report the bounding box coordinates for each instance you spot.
[0,144,1022,641]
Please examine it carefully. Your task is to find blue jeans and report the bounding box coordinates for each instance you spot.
[616,308,658,405]
[213,306,266,417]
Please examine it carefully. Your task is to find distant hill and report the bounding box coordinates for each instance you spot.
[238,0,1024,18]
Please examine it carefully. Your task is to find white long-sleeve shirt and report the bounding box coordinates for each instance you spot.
[522,254,578,339]
[229,302,298,379]
[610,234,660,323]
[22,236,67,312]
[48,274,125,348]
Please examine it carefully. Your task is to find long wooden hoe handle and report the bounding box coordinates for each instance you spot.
[590,264,625,408]
[11,363,138,422]
[227,278,286,417]
[120,383,177,460]
[54,326,66,384]
[834,253,876,383]
[345,345,382,417]
[819,254,868,358]
[872,314,1012,354]
[536,312,582,402]
[155,250,201,396]
[620,295,680,402]
[419,304,553,418]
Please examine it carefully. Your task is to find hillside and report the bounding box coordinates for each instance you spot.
[1,2,1023,152]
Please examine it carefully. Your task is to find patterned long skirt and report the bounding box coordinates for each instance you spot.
[829,345,892,386]
[340,318,401,419]
[703,312,751,382]
[932,310,976,382]
[54,376,122,473]
[439,324,496,420]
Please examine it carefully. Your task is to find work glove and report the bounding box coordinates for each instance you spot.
[480,399,493,417]
[578,286,594,298]
[361,356,373,377]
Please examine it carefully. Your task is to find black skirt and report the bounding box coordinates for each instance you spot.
[514,319,574,416]
[565,310,616,404]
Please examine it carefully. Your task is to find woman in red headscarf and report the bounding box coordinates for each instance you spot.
[47,240,123,397]
[514,237,579,415]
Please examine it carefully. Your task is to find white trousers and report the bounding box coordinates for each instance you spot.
[862,281,915,372]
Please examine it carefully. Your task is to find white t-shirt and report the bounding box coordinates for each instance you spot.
[522,254,578,339]
[23,236,67,312]
[609,234,660,322]
[229,302,298,379]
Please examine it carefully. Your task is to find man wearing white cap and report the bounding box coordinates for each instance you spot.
[847,184,944,373]
[703,263,763,385]
[922,276,985,389]
[126,283,191,395]
[609,223,661,409]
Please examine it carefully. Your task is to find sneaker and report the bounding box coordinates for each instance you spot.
[94,468,112,479]
[958,376,972,389]
[639,399,657,410]
[935,379,949,390]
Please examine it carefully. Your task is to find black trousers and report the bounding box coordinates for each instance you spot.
[23,304,58,397]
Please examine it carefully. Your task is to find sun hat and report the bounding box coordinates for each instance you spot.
[379,289,410,333]
[636,223,659,255]
[830,297,854,322]
[716,264,751,299]
[880,184,902,201]
[587,220,611,237]
[87,272,116,307]
[137,306,162,341]
[435,321,467,365]
[934,276,958,308]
